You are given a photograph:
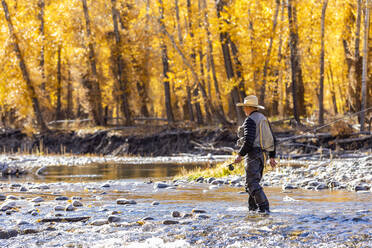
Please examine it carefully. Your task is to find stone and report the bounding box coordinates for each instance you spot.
[111,211,120,215]
[282,184,297,190]
[65,204,75,211]
[207,177,216,184]
[22,229,39,235]
[315,183,328,190]
[17,220,30,226]
[72,200,83,207]
[354,184,370,191]
[151,201,160,206]
[20,187,28,192]
[162,220,179,225]
[195,214,210,219]
[39,185,50,190]
[54,205,65,211]
[72,196,82,200]
[211,180,224,185]
[108,215,121,223]
[182,213,193,218]
[31,197,44,203]
[117,199,137,205]
[154,182,169,189]
[91,219,109,226]
[55,196,69,201]
[0,229,18,239]
[31,211,38,216]
[101,183,110,188]
[328,181,340,188]
[10,183,21,188]
[172,211,181,218]
[196,177,204,183]
[308,181,320,187]
[0,201,16,211]
[0,195,6,201]
[142,217,154,221]
[7,195,19,200]
[192,209,206,214]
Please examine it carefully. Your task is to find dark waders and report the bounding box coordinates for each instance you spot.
[245,148,270,212]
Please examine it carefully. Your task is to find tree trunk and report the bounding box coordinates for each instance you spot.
[260,0,280,107]
[272,0,285,115]
[360,0,370,131]
[216,0,244,124]
[56,45,62,120]
[158,0,175,123]
[187,0,203,124]
[2,0,48,132]
[229,39,246,101]
[66,68,73,119]
[318,0,328,125]
[201,0,226,120]
[111,0,132,125]
[175,0,194,121]
[81,0,104,126]
[38,0,46,94]
[287,0,305,124]
[327,64,338,115]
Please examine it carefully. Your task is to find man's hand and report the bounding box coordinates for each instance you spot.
[269,158,277,167]
[234,155,243,164]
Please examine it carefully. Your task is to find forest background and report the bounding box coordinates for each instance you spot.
[0,0,371,133]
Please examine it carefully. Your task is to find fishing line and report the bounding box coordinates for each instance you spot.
[226,106,372,169]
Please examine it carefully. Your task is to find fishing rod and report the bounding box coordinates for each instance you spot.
[225,106,372,170]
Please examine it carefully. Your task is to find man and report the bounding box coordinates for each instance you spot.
[234,95,276,213]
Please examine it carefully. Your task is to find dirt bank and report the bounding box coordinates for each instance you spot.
[0,127,370,157]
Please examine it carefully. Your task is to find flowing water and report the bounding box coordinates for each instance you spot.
[0,162,371,247]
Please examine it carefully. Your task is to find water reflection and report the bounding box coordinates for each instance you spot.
[0,163,209,183]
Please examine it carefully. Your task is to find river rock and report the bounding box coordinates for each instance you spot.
[196,177,204,183]
[20,187,28,192]
[54,205,64,211]
[10,183,21,188]
[154,182,169,189]
[315,183,328,190]
[0,229,18,239]
[151,201,160,206]
[195,214,210,219]
[72,200,83,207]
[101,183,110,188]
[328,181,340,188]
[91,219,109,226]
[207,177,216,184]
[192,209,206,214]
[31,197,44,203]
[162,220,179,225]
[117,199,137,205]
[172,211,181,218]
[39,185,50,190]
[182,213,193,218]
[353,184,370,191]
[0,195,6,201]
[36,166,47,175]
[142,216,154,221]
[211,179,224,185]
[7,195,19,200]
[65,204,74,211]
[282,184,297,190]
[72,196,82,200]
[22,229,39,235]
[17,220,29,226]
[0,201,16,211]
[55,196,69,201]
[31,211,38,216]
[108,215,121,223]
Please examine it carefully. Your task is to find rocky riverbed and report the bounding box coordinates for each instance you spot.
[0,177,371,248]
[191,156,372,193]
[0,155,371,247]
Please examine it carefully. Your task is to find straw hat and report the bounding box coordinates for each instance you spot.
[236,95,265,109]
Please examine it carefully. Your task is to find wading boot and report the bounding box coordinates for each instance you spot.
[258,201,270,214]
[248,195,258,211]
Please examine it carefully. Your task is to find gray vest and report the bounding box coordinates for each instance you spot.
[237,112,275,152]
